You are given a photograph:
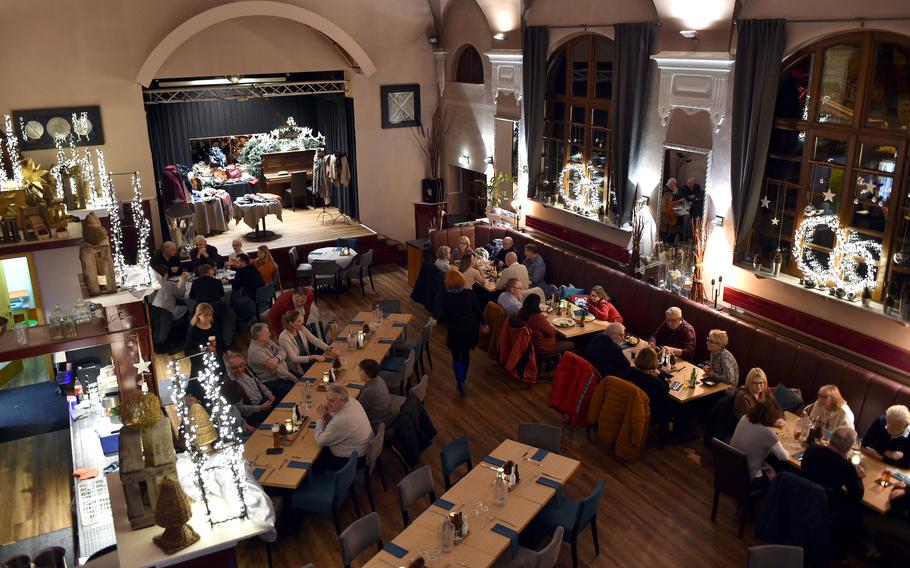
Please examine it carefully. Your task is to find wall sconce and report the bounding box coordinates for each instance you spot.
[485,156,494,165]
[679,30,698,39]
[712,215,724,227]
[639,195,650,206]
[458,155,469,166]
[493,32,506,40]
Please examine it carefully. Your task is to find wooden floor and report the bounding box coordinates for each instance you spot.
[236,265,866,568]
[205,205,374,252]
[0,430,72,544]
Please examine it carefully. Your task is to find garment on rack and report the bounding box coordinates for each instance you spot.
[312,152,325,197]
[327,153,350,189]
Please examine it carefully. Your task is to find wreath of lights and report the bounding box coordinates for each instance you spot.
[791,213,882,294]
[557,161,603,217]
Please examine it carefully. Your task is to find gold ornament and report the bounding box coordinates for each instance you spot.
[152,477,199,554]
[188,403,218,450]
[121,390,163,428]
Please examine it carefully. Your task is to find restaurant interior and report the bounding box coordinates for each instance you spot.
[1,1,910,567]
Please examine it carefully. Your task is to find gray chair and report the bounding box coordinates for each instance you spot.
[255,284,276,322]
[379,349,416,395]
[394,317,434,376]
[286,171,309,211]
[397,464,436,527]
[711,438,767,538]
[3,556,32,568]
[311,259,340,298]
[496,526,564,568]
[362,423,388,511]
[389,374,428,417]
[339,249,374,295]
[339,512,382,568]
[289,246,313,285]
[518,423,562,453]
[746,545,803,568]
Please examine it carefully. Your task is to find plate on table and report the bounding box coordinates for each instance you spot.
[540,303,553,313]
[573,310,595,322]
[552,317,576,328]
[626,335,640,346]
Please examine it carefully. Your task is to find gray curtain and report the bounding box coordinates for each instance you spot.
[731,19,786,254]
[523,26,549,198]
[611,23,656,225]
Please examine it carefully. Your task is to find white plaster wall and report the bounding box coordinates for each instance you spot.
[33,247,85,322]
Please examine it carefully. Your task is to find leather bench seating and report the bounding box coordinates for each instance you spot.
[430,226,910,433]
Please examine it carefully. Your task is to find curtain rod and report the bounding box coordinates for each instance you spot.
[737,16,910,25]
[546,21,660,30]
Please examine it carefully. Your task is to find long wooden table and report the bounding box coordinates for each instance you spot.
[621,344,729,403]
[364,439,581,568]
[243,311,412,489]
[544,305,610,339]
[775,411,910,514]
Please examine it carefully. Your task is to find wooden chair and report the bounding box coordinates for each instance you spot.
[534,479,605,568]
[338,512,382,568]
[518,423,562,453]
[710,438,767,538]
[291,453,360,534]
[397,464,436,527]
[440,435,473,490]
[747,545,803,568]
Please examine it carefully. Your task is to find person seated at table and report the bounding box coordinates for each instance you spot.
[660,178,682,244]
[703,329,738,387]
[459,253,486,289]
[435,246,452,272]
[189,264,225,305]
[253,244,279,286]
[734,368,782,422]
[649,306,696,361]
[494,236,522,267]
[225,351,274,429]
[584,322,632,377]
[151,263,189,321]
[246,322,298,400]
[498,277,524,316]
[226,238,244,268]
[314,383,374,472]
[495,252,530,291]
[730,400,790,486]
[450,236,472,263]
[221,379,257,437]
[190,235,223,270]
[803,426,866,557]
[517,294,573,357]
[523,244,548,290]
[269,284,317,335]
[862,404,910,468]
[230,253,265,329]
[151,241,182,275]
[586,285,623,322]
[622,346,672,430]
[184,302,225,377]
[806,384,855,432]
[356,359,390,433]
[863,484,910,562]
[278,309,335,376]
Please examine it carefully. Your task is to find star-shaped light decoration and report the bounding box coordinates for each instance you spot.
[822,189,836,202]
[133,353,151,375]
[760,196,771,208]
[771,217,780,226]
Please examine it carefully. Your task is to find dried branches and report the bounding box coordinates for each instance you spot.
[689,217,712,304]
[412,104,450,183]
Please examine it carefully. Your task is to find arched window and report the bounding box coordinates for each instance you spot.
[750,31,910,301]
[455,45,484,84]
[538,34,614,221]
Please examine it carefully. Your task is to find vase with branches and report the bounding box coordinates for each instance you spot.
[412,105,450,203]
[628,199,645,277]
[689,217,712,304]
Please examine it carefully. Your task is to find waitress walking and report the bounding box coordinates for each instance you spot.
[436,270,487,396]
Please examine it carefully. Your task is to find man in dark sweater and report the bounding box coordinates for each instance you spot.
[494,236,522,267]
[150,241,182,275]
[862,405,910,468]
[230,253,265,328]
[584,322,632,377]
[190,235,224,270]
[189,264,225,304]
[649,306,696,361]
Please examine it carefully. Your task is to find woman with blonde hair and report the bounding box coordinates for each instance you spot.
[185,302,224,382]
[703,329,739,387]
[278,309,335,375]
[451,235,472,263]
[253,244,279,286]
[807,384,855,431]
[734,368,783,423]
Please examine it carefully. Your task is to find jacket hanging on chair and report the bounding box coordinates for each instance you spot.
[549,352,601,427]
[498,319,538,384]
[587,375,650,461]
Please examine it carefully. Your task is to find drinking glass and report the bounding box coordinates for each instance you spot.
[790,428,802,450]
[881,469,893,486]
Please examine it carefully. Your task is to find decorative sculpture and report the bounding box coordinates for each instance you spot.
[79,212,117,296]
[152,477,200,554]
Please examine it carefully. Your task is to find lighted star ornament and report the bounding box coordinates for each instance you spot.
[133,353,151,376]
[822,189,836,202]
[760,195,771,209]
[771,217,780,226]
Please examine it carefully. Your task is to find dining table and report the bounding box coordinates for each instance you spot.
[308,246,359,270]
[775,411,910,514]
[363,438,581,568]
[543,302,610,339]
[243,311,412,489]
[621,343,730,403]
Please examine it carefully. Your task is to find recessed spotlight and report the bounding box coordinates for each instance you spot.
[679,30,698,39]
[493,32,506,41]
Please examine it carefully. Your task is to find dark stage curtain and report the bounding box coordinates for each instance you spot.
[731,19,786,254]
[523,25,549,199]
[611,22,656,226]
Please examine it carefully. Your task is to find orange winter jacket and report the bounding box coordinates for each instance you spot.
[587,375,651,461]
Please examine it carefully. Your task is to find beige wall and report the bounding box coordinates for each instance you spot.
[0,0,438,244]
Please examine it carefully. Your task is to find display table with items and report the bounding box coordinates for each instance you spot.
[192,191,233,236]
[232,193,283,242]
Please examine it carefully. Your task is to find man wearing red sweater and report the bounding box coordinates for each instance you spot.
[268,285,316,335]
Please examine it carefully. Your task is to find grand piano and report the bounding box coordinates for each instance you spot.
[261,149,317,205]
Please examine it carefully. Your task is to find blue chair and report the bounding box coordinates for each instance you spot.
[291,453,360,534]
[440,436,473,490]
[254,284,276,322]
[336,237,359,251]
[534,479,605,568]
[393,318,434,376]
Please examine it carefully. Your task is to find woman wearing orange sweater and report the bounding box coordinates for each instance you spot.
[253,245,279,286]
[517,295,573,356]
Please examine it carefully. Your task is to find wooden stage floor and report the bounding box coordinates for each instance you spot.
[205,205,375,252]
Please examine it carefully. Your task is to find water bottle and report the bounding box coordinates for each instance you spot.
[441,517,455,552]
[493,472,507,506]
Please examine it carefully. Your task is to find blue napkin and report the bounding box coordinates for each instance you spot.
[277,402,295,409]
[433,498,455,510]
[383,543,408,559]
[253,468,266,480]
[492,524,519,557]
[531,448,550,462]
[351,320,364,324]
[288,461,311,470]
[536,476,562,489]
[308,421,317,429]
[301,377,316,383]
[392,322,407,328]
[482,456,505,467]
[258,423,273,430]
[346,383,365,390]
[378,338,394,344]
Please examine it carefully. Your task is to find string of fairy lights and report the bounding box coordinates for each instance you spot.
[557,161,604,217]
[791,213,882,294]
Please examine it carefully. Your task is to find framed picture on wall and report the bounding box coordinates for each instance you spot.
[380,84,420,129]
[12,106,104,150]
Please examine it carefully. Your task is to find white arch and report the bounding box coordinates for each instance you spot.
[136,0,376,86]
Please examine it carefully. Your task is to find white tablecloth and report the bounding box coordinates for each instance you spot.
[308,246,357,269]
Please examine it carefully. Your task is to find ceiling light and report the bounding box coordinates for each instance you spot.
[679,30,698,39]
[493,33,506,41]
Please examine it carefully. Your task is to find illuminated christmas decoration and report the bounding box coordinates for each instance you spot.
[557,161,603,217]
[791,214,882,294]
[1,115,24,188]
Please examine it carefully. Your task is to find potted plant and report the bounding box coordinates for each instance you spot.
[413,105,449,203]
[476,172,518,217]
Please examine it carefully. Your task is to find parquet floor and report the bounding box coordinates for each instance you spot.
[235,265,783,568]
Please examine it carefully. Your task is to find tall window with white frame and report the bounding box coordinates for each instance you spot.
[537,34,614,222]
[750,31,910,304]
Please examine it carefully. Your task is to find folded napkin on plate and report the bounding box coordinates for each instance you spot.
[536,476,562,489]
[433,498,455,510]
[491,523,519,557]
[531,448,550,461]
[482,456,506,467]
[382,543,408,559]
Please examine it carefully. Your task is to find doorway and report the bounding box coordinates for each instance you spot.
[460,167,488,221]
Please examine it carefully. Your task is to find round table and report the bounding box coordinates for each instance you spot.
[308,246,358,269]
[232,194,283,242]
